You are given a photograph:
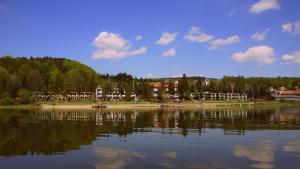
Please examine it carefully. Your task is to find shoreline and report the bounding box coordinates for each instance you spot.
[40,101,299,109]
[1,100,299,110]
[41,103,162,109]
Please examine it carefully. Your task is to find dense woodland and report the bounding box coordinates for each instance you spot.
[0,56,300,105]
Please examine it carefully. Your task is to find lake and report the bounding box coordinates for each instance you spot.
[0,107,300,169]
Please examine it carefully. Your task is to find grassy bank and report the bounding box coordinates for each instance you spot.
[1,100,300,109]
[0,104,40,109]
[40,100,300,109]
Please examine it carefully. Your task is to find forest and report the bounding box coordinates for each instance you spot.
[0,56,300,105]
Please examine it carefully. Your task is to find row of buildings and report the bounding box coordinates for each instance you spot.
[34,89,137,101]
[202,92,247,100]
[148,81,248,100]
[34,80,247,101]
[33,80,300,101]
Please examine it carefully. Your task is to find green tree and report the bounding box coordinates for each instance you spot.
[0,66,9,95]
[195,77,204,99]
[102,81,114,95]
[136,80,152,100]
[157,86,164,100]
[17,89,34,104]
[124,82,134,101]
[0,92,14,105]
[48,67,63,92]
[168,80,175,95]
[179,74,190,100]
[208,80,218,93]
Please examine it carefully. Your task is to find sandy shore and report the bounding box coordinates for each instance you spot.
[41,103,162,109]
[2,101,297,110]
[41,102,250,109]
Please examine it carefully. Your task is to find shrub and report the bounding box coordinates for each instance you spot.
[0,92,15,105]
[17,89,35,104]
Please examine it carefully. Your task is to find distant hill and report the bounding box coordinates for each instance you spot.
[0,56,99,97]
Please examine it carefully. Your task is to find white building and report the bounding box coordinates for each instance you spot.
[95,86,103,99]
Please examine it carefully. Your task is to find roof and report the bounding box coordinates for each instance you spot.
[279,90,300,95]
[149,81,179,88]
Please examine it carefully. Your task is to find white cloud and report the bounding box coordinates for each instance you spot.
[282,22,293,32]
[92,32,147,59]
[93,32,129,50]
[209,35,240,49]
[184,26,214,43]
[282,21,300,35]
[282,51,300,64]
[251,28,270,41]
[156,32,177,45]
[136,35,143,40]
[250,0,280,13]
[144,73,153,78]
[161,48,176,57]
[172,74,183,78]
[189,26,201,34]
[232,45,275,65]
[185,27,240,49]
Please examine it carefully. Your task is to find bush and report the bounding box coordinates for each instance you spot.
[17,89,35,104]
[0,92,15,105]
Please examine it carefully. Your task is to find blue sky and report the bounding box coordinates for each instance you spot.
[0,0,299,78]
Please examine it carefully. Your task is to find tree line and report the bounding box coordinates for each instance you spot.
[0,56,98,104]
[0,56,299,105]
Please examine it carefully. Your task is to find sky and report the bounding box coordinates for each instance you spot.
[0,0,299,78]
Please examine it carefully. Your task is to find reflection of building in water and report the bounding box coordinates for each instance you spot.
[36,112,96,121]
[95,112,102,126]
[34,109,300,136]
[263,109,300,124]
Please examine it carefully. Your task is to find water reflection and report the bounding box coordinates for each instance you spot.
[162,151,176,159]
[190,160,235,169]
[233,140,275,169]
[33,107,300,135]
[94,147,145,169]
[283,140,300,153]
[158,151,177,168]
[0,107,299,159]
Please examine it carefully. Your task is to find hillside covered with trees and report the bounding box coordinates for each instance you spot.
[0,56,300,105]
[0,56,99,104]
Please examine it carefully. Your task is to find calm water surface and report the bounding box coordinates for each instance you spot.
[0,107,300,169]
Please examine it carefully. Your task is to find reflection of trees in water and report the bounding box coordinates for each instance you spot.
[0,109,98,157]
[0,108,299,156]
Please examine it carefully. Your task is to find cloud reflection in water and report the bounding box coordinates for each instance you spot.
[233,140,275,169]
[94,147,145,169]
[283,140,300,153]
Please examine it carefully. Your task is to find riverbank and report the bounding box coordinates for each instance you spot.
[40,100,300,109]
[1,100,300,109]
[41,103,161,109]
